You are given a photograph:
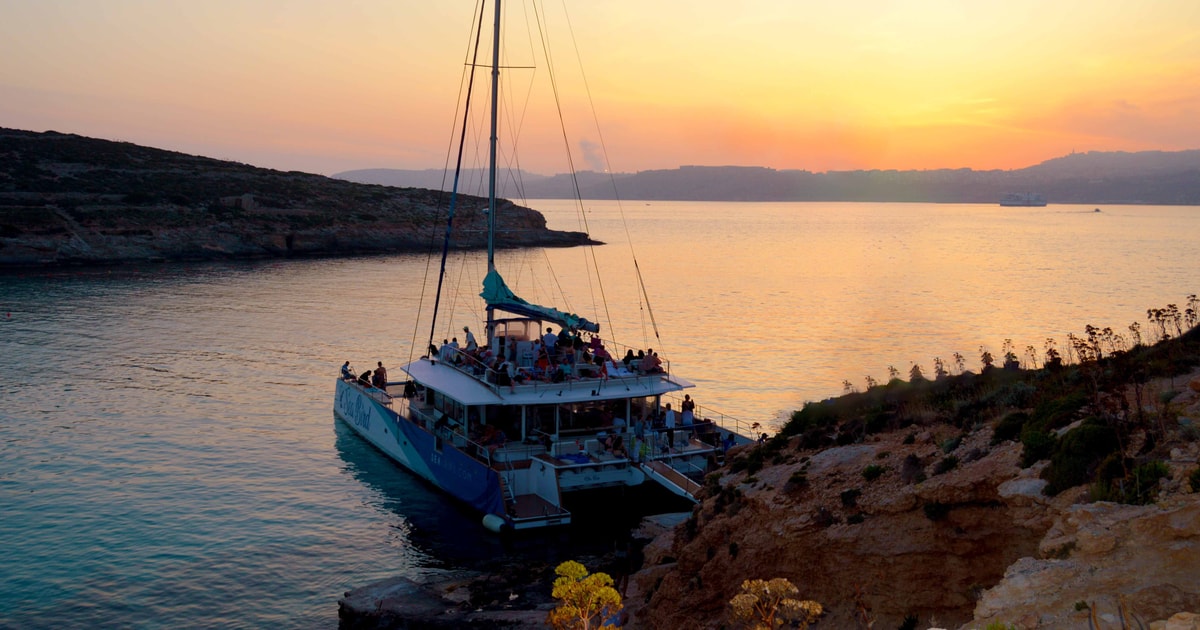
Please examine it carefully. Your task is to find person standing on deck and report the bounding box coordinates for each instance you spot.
[542,327,558,356]
[463,326,477,352]
[663,403,676,452]
[681,394,695,425]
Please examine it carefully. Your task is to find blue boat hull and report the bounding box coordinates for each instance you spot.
[333,379,507,525]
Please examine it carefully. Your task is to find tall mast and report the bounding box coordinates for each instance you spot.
[486,0,500,273]
[485,0,501,335]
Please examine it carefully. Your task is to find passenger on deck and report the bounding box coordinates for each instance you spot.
[640,351,662,374]
[722,432,736,453]
[542,327,558,354]
[681,394,695,425]
[357,371,372,387]
[373,362,388,387]
[504,360,523,392]
[463,326,477,352]
[622,349,636,367]
[479,424,507,453]
[608,434,627,458]
[438,339,452,361]
[341,361,354,380]
[663,403,676,450]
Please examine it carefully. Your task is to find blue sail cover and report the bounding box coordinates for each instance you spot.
[480,269,599,332]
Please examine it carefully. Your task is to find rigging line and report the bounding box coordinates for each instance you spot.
[534,1,608,334]
[408,1,486,365]
[428,0,489,356]
[559,0,659,352]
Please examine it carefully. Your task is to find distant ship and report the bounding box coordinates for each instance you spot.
[1000,192,1047,207]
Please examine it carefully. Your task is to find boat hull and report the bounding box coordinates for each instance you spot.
[333,379,508,524]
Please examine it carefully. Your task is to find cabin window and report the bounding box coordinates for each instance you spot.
[527,404,556,440]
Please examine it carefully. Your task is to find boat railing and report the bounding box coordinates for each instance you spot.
[344,376,394,407]
[660,393,761,444]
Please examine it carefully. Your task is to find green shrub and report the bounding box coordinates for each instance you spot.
[862,464,886,482]
[1032,392,1087,431]
[941,435,962,454]
[1127,460,1170,504]
[933,455,959,475]
[1020,426,1056,468]
[1042,421,1121,495]
[991,411,1030,444]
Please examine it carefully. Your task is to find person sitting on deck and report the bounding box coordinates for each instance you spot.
[357,371,372,387]
[640,351,662,374]
[622,349,636,367]
[463,326,477,352]
[722,432,736,453]
[604,434,627,458]
[481,424,507,453]
[341,361,354,380]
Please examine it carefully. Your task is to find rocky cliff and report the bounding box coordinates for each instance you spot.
[625,373,1200,630]
[0,128,593,266]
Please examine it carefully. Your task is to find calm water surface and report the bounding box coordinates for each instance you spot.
[0,201,1196,628]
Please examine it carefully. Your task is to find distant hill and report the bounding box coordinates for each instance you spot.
[337,150,1200,204]
[0,128,592,267]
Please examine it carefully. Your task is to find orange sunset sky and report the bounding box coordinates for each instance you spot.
[2,1,1199,176]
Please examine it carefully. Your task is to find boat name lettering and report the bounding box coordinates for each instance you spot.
[337,387,371,431]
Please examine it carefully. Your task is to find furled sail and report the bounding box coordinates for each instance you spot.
[480,269,599,332]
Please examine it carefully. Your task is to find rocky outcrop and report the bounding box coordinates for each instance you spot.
[625,429,1053,629]
[0,128,595,266]
[971,495,1200,629]
[623,416,1200,630]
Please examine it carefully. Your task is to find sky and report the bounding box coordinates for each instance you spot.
[2,0,1199,176]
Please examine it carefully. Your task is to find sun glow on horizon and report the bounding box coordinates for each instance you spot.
[2,0,1198,175]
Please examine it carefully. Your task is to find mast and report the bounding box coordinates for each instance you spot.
[486,0,501,333]
[487,0,500,273]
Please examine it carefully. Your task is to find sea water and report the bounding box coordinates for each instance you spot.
[0,201,1196,628]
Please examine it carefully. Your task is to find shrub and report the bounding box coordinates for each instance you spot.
[1020,426,1056,468]
[1041,420,1120,495]
[840,488,862,507]
[785,471,809,491]
[1190,467,1200,493]
[847,513,864,525]
[933,455,959,475]
[728,578,823,630]
[991,411,1030,444]
[900,454,926,484]
[1127,460,1170,504]
[862,464,886,482]
[547,560,622,630]
[941,435,962,454]
[902,432,916,445]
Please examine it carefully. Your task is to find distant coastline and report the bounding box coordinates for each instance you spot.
[337,149,1200,205]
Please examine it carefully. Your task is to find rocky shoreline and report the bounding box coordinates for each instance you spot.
[0,128,596,268]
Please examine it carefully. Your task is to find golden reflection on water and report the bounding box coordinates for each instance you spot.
[491,200,1198,429]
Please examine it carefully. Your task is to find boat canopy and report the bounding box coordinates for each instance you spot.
[480,269,599,333]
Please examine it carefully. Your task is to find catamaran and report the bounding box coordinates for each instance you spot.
[333,1,752,531]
